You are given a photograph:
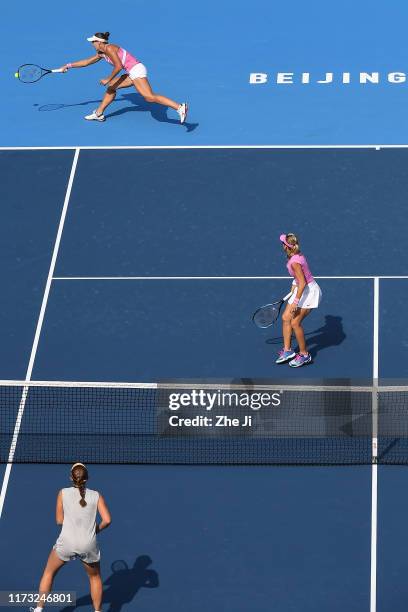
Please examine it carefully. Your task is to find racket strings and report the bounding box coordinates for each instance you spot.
[253,303,281,328]
[18,64,43,83]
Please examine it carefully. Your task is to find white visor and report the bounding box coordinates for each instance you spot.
[87,35,108,43]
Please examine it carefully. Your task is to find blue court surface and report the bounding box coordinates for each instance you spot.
[0,146,407,612]
[3,0,408,146]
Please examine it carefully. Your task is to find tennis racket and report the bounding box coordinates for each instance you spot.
[252,292,292,329]
[15,64,64,83]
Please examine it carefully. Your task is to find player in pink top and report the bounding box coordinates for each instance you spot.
[60,32,188,124]
[276,233,322,368]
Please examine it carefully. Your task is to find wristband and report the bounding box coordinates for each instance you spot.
[293,297,300,305]
[67,63,73,69]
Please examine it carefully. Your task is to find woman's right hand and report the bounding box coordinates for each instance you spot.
[60,65,69,72]
[289,304,299,317]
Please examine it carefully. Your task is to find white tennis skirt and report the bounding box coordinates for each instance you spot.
[288,280,322,309]
[128,63,148,80]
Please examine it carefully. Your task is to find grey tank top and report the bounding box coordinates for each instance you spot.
[59,487,99,551]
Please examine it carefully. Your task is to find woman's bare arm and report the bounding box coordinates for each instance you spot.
[60,54,101,71]
[56,491,64,525]
[291,262,306,306]
[96,494,112,533]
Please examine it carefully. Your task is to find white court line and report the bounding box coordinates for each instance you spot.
[0,148,80,520]
[52,275,408,280]
[0,144,407,151]
[373,278,380,385]
[370,277,380,612]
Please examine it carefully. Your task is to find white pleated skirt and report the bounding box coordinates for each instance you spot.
[288,280,322,309]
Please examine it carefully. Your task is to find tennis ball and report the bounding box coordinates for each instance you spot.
[14,72,18,78]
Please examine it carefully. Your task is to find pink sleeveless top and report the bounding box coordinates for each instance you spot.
[287,254,314,284]
[101,47,140,73]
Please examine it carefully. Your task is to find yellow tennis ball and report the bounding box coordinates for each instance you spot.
[14,72,18,78]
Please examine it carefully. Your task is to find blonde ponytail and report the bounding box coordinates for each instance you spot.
[284,233,300,256]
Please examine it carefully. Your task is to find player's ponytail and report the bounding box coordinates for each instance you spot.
[285,233,300,256]
[70,463,89,507]
[95,31,110,42]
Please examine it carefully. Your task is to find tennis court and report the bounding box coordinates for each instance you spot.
[0,147,407,612]
[2,1,408,610]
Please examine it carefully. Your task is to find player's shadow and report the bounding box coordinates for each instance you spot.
[36,101,102,111]
[37,94,199,132]
[266,315,346,359]
[105,93,199,132]
[60,555,158,612]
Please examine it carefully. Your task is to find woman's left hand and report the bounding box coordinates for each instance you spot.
[100,78,110,86]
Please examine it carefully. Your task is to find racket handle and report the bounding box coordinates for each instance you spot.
[51,68,64,73]
[283,292,292,301]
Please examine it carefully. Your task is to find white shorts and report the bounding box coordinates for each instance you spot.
[288,280,322,309]
[128,63,148,80]
[54,537,100,563]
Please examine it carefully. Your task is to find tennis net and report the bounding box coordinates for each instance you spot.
[0,380,407,465]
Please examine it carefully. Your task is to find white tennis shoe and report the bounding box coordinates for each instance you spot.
[84,110,105,122]
[177,103,188,124]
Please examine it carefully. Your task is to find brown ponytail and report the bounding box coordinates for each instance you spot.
[70,463,89,507]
